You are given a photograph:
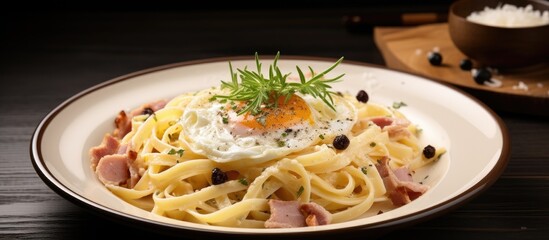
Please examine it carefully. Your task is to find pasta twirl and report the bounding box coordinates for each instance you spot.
[89,56,445,228]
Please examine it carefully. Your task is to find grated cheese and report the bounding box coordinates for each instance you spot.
[467,4,549,27]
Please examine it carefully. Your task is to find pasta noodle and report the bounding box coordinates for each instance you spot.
[91,89,445,228]
[90,56,445,228]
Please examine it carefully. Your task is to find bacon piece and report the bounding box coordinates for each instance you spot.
[369,116,394,128]
[95,154,130,186]
[114,110,131,139]
[265,200,332,228]
[369,117,411,140]
[265,200,306,228]
[300,202,332,226]
[89,134,120,170]
[117,143,128,155]
[375,158,428,206]
[114,99,168,139]
[127,164,139,188]
[129,99,168,117]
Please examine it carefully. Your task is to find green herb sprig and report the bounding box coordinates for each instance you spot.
[212,52,344,115]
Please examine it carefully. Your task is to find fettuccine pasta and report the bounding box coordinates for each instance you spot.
[90,57,445,228]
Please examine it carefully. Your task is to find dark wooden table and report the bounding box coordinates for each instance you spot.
[1,5,548,239]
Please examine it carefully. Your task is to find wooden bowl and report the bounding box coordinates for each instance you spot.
[448,0,549,68]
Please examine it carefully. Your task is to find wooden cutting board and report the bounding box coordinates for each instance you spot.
[374,23,549,116]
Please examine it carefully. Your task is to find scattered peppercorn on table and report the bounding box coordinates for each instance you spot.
[374,23,549,116]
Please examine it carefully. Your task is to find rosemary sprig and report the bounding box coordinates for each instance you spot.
[212,52,344,115]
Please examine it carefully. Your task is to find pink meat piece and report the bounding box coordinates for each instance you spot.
[265,200,306,228]
[114,111,131,139]
[117,143,128,155]
[369,117,411,140]
[265,200,332,228]
[95,154,130,186]
[375,158,428,206]
[114,99,168,139]
[89,134,120,170]
[369,117,394,128]
[300,202,332,226]
[127,150,140,188]
[128,164,140,188]
[129,99,168,116]
[392,168,413,182]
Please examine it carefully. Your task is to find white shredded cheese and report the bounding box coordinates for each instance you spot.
[467,4,549,27]
[485,78,502,88]
[512,81,529,91]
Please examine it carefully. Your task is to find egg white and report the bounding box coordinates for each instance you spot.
[180,88,357,163]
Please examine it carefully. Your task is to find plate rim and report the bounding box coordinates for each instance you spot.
[30,55,510,237]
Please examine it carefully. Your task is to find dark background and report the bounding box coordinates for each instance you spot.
[2,0,548,239]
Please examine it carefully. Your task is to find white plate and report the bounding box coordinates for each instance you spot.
[31,56,509,238]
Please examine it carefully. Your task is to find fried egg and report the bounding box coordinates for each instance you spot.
[180,88,357,163]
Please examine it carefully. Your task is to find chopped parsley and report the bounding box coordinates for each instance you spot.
[369,142,376,147]
[361,167,368,175]
[296,186,304,197]
[238,178,249,186]
[222,117,229,124]
[168,149,185,157]
[392,101,407,109]
[319,134,325,140]
[277,140,286,147]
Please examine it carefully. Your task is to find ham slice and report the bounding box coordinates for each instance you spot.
[265,200,332,228]
[95,154,130,186]
[91,139,142,187]
[375,157,428,206]
[114,110,131,139]
[300,202,332,226]
[369,117,411,140]
[127,150,140,188]
[91,101,168,187]
[265,200,305,228]
[89,134,119,170]
[114,99,168,139]
[129,99,167,116]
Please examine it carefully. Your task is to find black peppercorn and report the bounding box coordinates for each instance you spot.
[142,107,154,115]
[333,135,350,150]
[459,59,473,71]
[423,145,436,159]
[427,52,443,66]
[211,167,228,185]
[356,90,369,103]
[472,68,492,84]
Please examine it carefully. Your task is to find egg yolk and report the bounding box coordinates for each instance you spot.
[230,94,314,130]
